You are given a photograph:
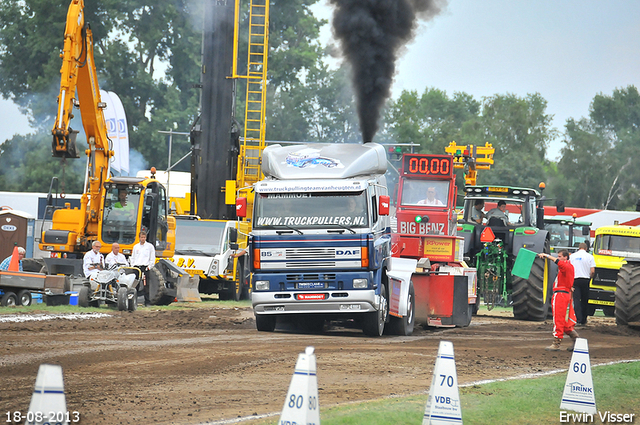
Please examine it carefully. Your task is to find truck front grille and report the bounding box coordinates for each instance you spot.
[594,268,620,288]
[286,262,336,268]
[286,248,335,259]
[286,273,337,281]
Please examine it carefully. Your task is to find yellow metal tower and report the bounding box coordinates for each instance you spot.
[230,0,269,215]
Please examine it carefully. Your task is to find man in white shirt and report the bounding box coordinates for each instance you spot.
[569,242,596,326]
[417,186,444,206]
[130,231,156,306]
[83,241,104,278]
[105,243,129,268]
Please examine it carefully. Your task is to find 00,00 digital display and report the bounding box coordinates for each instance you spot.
[402,155,452,177]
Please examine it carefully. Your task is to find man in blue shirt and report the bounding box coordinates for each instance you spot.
[0,247,25,272]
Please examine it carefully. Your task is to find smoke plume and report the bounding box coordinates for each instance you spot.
[330,0,448,142]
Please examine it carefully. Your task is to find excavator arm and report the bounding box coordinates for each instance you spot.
[53,0,113,238]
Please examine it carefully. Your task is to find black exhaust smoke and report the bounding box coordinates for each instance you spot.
[330,0,447,142]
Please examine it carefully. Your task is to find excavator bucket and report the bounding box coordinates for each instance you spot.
[148,259,200,304]
[177,274,201,303]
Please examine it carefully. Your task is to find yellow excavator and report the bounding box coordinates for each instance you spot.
[40,0,175,277]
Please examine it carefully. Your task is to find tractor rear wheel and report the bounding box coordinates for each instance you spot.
[512,256,548,321]
[615,263,640,327]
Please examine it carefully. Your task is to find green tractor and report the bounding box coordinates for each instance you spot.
[457,185,557,321]
[543,215,592,254]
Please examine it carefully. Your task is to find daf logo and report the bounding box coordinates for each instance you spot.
[336,249,359,256]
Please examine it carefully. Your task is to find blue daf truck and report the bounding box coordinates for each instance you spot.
[244,142,405,336]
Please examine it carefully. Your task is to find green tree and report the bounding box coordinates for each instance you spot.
[479,93,556,188]
[0,133,85,193]
[0,0,201,178]
[556,118,612,208]
[588,86,640,209]
[385,87,481,152]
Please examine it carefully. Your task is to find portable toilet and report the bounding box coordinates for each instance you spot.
[0,209,36,258]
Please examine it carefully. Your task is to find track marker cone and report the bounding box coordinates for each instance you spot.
[560,338,597,414]
[26,364,69,425]
[8,245,19,271]
[279,346,320,425]
[423,340,463,424]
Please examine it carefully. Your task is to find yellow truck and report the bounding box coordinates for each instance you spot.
[589,225,640,318]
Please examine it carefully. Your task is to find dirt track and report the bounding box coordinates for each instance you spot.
[1,304,638,425]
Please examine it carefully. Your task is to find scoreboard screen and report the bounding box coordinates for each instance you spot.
[402,154,453,178]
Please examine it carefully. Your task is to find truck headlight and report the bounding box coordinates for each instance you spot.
[352,278,368,289]
[255,280,269,291]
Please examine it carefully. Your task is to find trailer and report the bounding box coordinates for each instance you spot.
[0,270,67,306]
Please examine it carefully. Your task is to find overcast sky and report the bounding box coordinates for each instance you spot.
[311,0,640,159]
[2,0,639,161]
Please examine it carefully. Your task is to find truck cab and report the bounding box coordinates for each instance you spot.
[394,154,457,237]
[589,225,640,316]
[172,217,249,300]
[248,143,392,336]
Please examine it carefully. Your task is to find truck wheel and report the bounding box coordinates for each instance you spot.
[78,287,90,307]
[586,304,596,316]
[388,283,415,336]
[16,290,32,306]
[602,306,615,317]
[615,263,640,326]
[127,288,138,311]
[363,284,388,337]
[512,256,547,321]
[117,287,128,311]
[255,314,276,332]
[1,291,17,307]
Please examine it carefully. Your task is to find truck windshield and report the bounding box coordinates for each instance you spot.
[254,192,369,229]
[102,185,141,245]
[595,234,640,256]
[175,220,226,256]
[400,179,449,207]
